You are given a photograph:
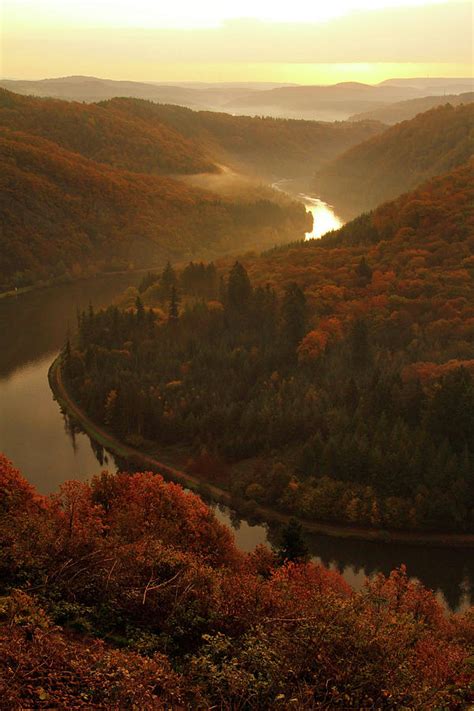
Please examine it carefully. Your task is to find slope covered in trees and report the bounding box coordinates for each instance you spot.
[0,89,383,180]
[314,102,474,218]
[0,88,216,176]
[97,98,384,177]
[349,91,474,124]
[0,129,310,289]
[1,455,472,708]
[63,163,474,534]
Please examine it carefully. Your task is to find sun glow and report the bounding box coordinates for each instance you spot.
[2,0,471,82]
[3,0,454,29]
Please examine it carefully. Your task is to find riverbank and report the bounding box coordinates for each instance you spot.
[0,267,159,301]
[49,354,474,548]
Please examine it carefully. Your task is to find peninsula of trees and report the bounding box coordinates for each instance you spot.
[62,161,474,534]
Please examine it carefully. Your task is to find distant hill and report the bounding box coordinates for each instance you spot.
[222,81,465,121]
[313,103,474,219]
[98,98,384,178]
[0,128,309,289]
[378,77,473,93]
[3,75,471,121]
[0,90,384,180]
[0,76,261,110]
[349,92,474,125]
[0,76,298,114]
[0,89,216,176]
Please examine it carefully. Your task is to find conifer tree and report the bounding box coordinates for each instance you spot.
[227,262,252,314]
[281,282,307,351]
[277,518,310,563]
[161,261,177,299]
[356,256,373,283]
[168,286,180,322]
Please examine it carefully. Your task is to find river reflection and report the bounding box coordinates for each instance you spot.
[272,177,343,240]
[0,273,472,612]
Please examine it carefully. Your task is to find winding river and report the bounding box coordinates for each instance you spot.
[1,170,473,614]
[272,178,343,239]
[0,275,472,612]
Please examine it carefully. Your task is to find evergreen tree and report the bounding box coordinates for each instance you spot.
[226,262,252,315]
[135,295,145,323]
[168,286,180,322]
[277,518,310,563]
[281,283,307,351]
[356,256,373,283]
[350,318,370,368]
[161,261,177,299]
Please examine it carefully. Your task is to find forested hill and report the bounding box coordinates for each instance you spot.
[319,159,474,249]
[349,91,474,125]
[0,129,309,289]
[0,89,383,180]
[314,102,474,219]
[96,98,384,177]
[66,161,474,534]
[0,89,216,176]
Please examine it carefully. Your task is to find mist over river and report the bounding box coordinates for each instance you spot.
[0,274,472,613]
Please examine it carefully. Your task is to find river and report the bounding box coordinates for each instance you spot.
[272,178,343,239]
[0,275,472,613]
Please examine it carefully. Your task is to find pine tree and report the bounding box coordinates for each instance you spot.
[161,261,177,300]
[226,262,252,314]
[277,518,310,563]
[281,282,307,352]
[350,318,370,369]
[135,295,145,323]
[356,256,373,283]
[168,286,180,322]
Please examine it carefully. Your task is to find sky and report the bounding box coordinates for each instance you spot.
[1,0,472,83]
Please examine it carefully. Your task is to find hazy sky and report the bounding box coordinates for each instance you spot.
[2,0,472,83]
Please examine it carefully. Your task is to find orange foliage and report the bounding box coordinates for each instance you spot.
[0,456,473,708]
[297,329,329,362]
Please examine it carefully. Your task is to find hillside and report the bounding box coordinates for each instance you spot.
[0,89,384,180]
[0,75,292,111]
[349,92,474,125]
[223,81,432,120]
[314,103,474,218]
[66,162,474,534]
[0,89,216,176]
[98,97,384,178]
[1,455,472,708]
[0,129,309,289]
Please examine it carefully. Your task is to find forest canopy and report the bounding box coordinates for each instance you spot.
[62,162,474,534]
[0,454,472,708]
[0,128,310,290]
[314,102,474,219]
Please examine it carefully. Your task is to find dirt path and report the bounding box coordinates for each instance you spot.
[49,354,474,548]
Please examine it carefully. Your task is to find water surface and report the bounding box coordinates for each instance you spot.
[272,178,343,239]
[0,274,471,612]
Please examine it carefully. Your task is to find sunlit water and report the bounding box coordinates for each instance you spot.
[272,178,343,240]
[0,275,471,612]
[302,194,343,239]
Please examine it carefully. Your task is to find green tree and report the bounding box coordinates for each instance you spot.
[356,256,373,283]
[277,518,310,564]
[281,283,307,352]
[350,319,370,369]
[226,262,252,315]
[161,261,177,300]
[168,286,180,322]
